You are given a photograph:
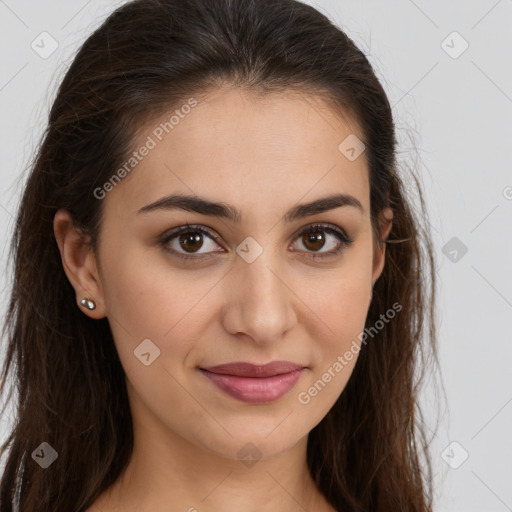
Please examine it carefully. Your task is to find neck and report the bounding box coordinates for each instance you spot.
[90,413,334,512]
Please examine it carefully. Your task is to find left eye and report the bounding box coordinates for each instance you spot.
[292,224,350,257]
[158,223,353,261]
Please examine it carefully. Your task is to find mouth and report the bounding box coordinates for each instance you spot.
[198,361,306,403]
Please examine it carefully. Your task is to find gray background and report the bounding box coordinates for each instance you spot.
[1,1,511,510]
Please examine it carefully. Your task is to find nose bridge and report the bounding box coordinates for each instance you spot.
[224,242,296,343]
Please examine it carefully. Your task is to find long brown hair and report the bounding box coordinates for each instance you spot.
[0,0,439,510]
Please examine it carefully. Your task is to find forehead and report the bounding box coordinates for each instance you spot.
[105,86,369,219]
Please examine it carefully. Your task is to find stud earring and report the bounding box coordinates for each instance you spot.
[80,298,96,311]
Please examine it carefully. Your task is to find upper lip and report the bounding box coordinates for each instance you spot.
[200,361,305,377]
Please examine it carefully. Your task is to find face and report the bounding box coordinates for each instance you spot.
[59,86,392,462]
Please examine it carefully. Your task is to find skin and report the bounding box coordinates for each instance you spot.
[54,86,393,512]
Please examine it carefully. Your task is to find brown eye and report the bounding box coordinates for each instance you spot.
[159,225,224,260]
[159,223,353,262]
[292,224,353,259]
[178,232,205,253]
[301,231,327,252]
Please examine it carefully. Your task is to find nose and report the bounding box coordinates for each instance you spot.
[221,250,297,345]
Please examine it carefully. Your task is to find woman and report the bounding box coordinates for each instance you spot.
[0,0,438,510]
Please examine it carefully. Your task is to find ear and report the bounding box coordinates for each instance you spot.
[371,207,393,288]
[53,209,106,319]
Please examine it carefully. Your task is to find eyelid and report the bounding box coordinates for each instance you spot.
[293,222,351,243]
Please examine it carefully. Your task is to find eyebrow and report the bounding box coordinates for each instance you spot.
[136,192,364,222]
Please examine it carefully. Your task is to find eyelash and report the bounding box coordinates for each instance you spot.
[158,223,354,262]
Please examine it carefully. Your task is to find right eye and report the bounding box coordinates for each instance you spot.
[158,224,225,261]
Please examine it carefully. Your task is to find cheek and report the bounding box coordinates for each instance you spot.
[303,277,370,382]
[302,261,372,347]
[294,276,371,418]
[295,246,372,400]
[100,239,203,334]
[98,244,192,364]
[99,252,211,430]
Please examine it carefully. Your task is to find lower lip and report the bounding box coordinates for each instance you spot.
[199,368,305,403]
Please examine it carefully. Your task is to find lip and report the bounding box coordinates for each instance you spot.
[199,361,306,403]
[202,361,304,377]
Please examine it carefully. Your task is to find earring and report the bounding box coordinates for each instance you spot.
[80,298,96,311]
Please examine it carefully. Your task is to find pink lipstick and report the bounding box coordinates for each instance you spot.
[199,361,305,403]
